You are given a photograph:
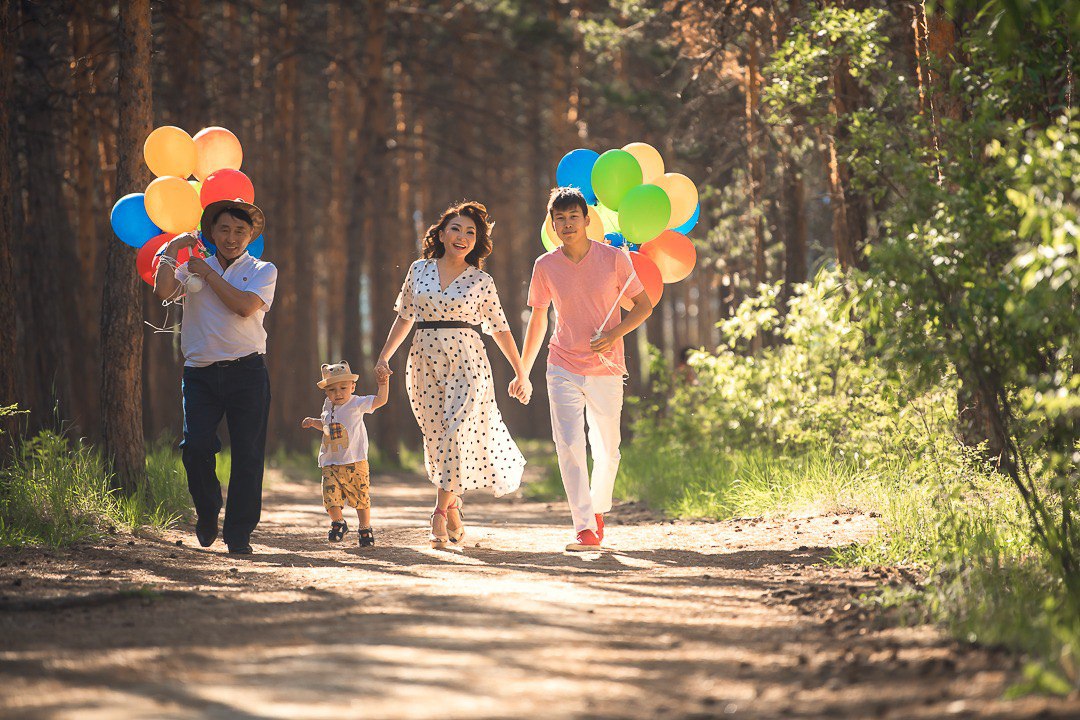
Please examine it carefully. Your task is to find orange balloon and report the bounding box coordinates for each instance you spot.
[145,176,202,233]
[543,205,606,248]
[144,126,196,178]
[641,231,697,282]
[621,251,664,311]
[193,126,243,181]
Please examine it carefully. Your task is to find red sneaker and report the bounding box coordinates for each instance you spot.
[566,529,602,552]
[595,513,605,543]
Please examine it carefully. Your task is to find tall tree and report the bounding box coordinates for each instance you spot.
[0,0,19,445]
[101,0,152,493]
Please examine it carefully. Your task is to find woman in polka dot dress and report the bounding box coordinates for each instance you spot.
[375,201,531,548]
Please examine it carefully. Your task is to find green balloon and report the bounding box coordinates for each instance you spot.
[594,202,620,234]
[591,150,643,210]
[618,184,671,245]
[541,224,557,252]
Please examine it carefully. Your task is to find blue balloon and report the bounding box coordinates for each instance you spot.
[556,149,600,205]
[672,203,700,235]
[110,193,160,248]
[606,232,626,248]
[199,233,265,259]
[627,241,640,252]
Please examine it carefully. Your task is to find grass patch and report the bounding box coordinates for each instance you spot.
[0,431,225,547]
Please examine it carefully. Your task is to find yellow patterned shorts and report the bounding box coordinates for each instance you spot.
[321,461,371,511]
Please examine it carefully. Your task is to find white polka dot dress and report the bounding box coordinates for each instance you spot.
[394,259,527,497]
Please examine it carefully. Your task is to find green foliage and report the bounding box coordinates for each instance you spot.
[0,431,196,547]
[635,268,955,462]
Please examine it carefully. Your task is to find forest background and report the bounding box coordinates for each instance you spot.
[0,0,1077,692]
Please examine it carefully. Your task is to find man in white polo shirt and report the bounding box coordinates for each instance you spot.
[154,199,278,555]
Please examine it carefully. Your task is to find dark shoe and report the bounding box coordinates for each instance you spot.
[227,543,253,555]
[195,515,219,548]
[328,520,349,542]
[358,527,375,547]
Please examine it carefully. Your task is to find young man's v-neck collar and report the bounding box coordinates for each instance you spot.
[558,240,594,266]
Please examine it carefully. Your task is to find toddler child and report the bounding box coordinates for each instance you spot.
[301,361,388,547]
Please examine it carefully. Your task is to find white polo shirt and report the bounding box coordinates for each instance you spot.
[175,252,278,367]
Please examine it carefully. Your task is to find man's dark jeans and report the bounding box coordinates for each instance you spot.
[181,355,271,547]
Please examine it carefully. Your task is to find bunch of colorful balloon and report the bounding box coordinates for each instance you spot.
[109,125,263,291]
[543,142,699,309]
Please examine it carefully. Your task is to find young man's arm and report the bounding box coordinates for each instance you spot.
[589,290,652,354]
[370,377,390,410]
[519,306,550,378]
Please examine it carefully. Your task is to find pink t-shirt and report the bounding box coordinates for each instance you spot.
[528,241,644,376]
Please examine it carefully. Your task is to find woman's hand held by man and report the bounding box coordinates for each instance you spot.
[509,375,532,405]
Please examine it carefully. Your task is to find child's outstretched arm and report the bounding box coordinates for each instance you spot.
[370,376,390,411]
[300,417,325,431]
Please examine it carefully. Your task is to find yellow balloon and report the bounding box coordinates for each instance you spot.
[622,142,665,183]
[655,172,699,227]
[144,126,196,179]
[145,176,202,233]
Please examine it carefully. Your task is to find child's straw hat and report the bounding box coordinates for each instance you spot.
[317,361,359,389]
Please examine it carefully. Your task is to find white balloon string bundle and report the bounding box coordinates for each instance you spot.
[143,253,185,334]
[593,271,638,381]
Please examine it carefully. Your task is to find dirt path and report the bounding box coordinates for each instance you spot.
[1,469,1077,719]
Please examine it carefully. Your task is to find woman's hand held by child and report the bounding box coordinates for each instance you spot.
[374,358,392,382]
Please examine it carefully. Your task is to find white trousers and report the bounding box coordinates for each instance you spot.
[546,365,624,533]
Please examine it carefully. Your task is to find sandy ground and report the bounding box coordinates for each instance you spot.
[1,469,1078,720]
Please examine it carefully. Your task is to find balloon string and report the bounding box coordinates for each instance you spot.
[593,271,638,383]
[144,254,186,333]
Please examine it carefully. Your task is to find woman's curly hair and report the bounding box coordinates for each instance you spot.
[420,200,494,269]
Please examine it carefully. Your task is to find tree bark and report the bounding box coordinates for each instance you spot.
[824,54,868,272]
[0,0,19,445]
[101,0,152,494]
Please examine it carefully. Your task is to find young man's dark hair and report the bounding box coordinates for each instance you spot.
[547,186,589,219]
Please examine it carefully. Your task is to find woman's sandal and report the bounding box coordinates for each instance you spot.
[328,520,349,542]
[358,527,375,548]
[430,507,449,549]
[446,498,465,544]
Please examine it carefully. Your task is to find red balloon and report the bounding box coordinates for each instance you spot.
[136,232,176,285]
[640,230,697,283]
[199,168,254,208]
[621,251,664,311]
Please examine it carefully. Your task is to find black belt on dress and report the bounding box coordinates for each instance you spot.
[414,321,480,333]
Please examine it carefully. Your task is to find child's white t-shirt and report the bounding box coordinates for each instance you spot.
[318,395,376,467]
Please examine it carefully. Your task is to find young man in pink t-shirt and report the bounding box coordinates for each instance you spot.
[516,187,653,551]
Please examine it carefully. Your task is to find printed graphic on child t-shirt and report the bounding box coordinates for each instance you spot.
[323,422,349,454]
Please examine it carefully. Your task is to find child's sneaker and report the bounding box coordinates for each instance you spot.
[595,514,605,543]
[358,527,375,547]
[565,529,601,552]
[328,520,349,542]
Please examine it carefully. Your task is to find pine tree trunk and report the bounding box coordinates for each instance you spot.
[0,0,19,445]
[101,0,151,494]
